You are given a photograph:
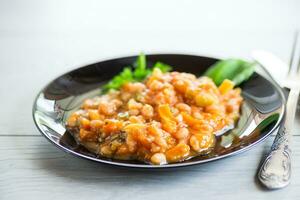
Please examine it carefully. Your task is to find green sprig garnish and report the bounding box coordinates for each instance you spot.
[102,53,173,93]
[205,59,255,86]
[153,62,172,72]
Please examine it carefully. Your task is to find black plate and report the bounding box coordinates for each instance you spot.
[32,54,285,168]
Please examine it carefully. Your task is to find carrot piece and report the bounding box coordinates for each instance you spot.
[165,143,190,163]
[158,104,177,133]
[219,79,234,94]
[158,104,176,121]
[102,120,123,133]
[181,112,203,126]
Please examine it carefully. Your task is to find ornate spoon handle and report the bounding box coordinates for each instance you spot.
[258,89,299,189]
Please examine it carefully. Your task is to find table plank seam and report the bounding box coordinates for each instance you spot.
[0,134,42,137]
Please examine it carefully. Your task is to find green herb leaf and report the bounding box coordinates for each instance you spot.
[153,62,172,72]
[103,67,133,92]
[133,53,148,80]
[205,59,255,86]
[204,61,224,80]
[135,53,146,70]
[231,62,255,85]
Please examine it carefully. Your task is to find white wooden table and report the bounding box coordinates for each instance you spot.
[1,1,300,199]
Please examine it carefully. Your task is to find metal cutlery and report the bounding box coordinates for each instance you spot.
[255,32,300,189]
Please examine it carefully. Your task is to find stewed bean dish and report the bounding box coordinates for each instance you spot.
[67,68,242,165]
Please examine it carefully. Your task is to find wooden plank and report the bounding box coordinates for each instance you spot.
[0,135,300,199]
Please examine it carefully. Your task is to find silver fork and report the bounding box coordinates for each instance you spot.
[258,32,300,189]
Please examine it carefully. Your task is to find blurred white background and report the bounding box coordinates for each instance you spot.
[1,0,299,71]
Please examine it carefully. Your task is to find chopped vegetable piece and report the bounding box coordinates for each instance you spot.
[166,143,190,162]
[153,62,172,72]
[231,62,255,85]
[133,53,148,80]
[219,79,235,94]
[103,67,133,92]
